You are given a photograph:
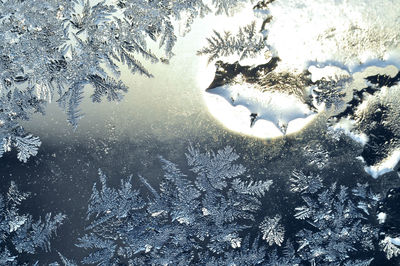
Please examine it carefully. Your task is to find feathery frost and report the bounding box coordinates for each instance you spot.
[291,171,379,265]
[0,182,65,264]
[78,145,274,264]
[0,0,252,161]
[197,21,267,63]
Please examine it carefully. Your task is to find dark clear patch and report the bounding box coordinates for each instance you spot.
[366,71,400,88]
[359,105,395,166]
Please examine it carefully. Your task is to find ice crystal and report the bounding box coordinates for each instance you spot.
[290,170,323,195]
[376,187,400,260]
[380,237,400,260]
[302,143,329,170]
[291,172,379,265]
[351,182,380,215]
[197,21,267,63]
[0,182,65,264]
[0,0,249,161]
[54,252,78,266]
[203,236,267,265]
[88,75,128,103]
[202,236,301,265]
[265,240,301,266]
[312,78,351,113]
[77,146,273,264]
[259,215,285,246]
[0,85,44,162]
[212,0,254,16]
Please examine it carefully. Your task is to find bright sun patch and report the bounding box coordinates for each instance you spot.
[267,0,400,72]
[199,0,400,178]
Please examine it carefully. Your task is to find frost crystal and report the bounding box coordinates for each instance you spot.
[377,187,400,260]
[14,135,41,163]
[380,237,400,260]
[212,0,254,16]
[290,170,323,194]
[0,0,249,161]
[206,236,267,265]
[265,240,301,266]
[302,143,329,169]
[259,215,285,246]
[54,252,78,266]
[0,182,65,264]
[291,173,379,265]
[78,145,273,264]
[197,21,267,63]
[312,78,351,114]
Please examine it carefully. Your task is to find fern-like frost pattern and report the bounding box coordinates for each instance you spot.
[197,21,267,63]
[0,182,65,264]
[0,0,256,161]
[291,171,379,265]
[78,146,273,264]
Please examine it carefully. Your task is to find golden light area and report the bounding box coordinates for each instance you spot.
[266,0,400,73]
[197,61,317,138]
[195,0,400,140]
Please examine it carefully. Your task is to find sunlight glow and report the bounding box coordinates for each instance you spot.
[202,83,316,138]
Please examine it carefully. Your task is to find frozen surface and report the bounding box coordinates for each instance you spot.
[198,0,400,178]
[267,0,400,72]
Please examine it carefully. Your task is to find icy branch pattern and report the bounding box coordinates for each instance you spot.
[380,237,400,260]
[0,0,249,161]
[0,182,65,264]
[259,215,285,246]
[291,171,379,265]
[197,21,267,63]
[77,146,274,264]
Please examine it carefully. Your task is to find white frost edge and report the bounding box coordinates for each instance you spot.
[388,237,400,247]
[332,118,369,146]
[363,149,400,179]
[202,83,316,138]
[308,65,351,83]
[377,212,387,224]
